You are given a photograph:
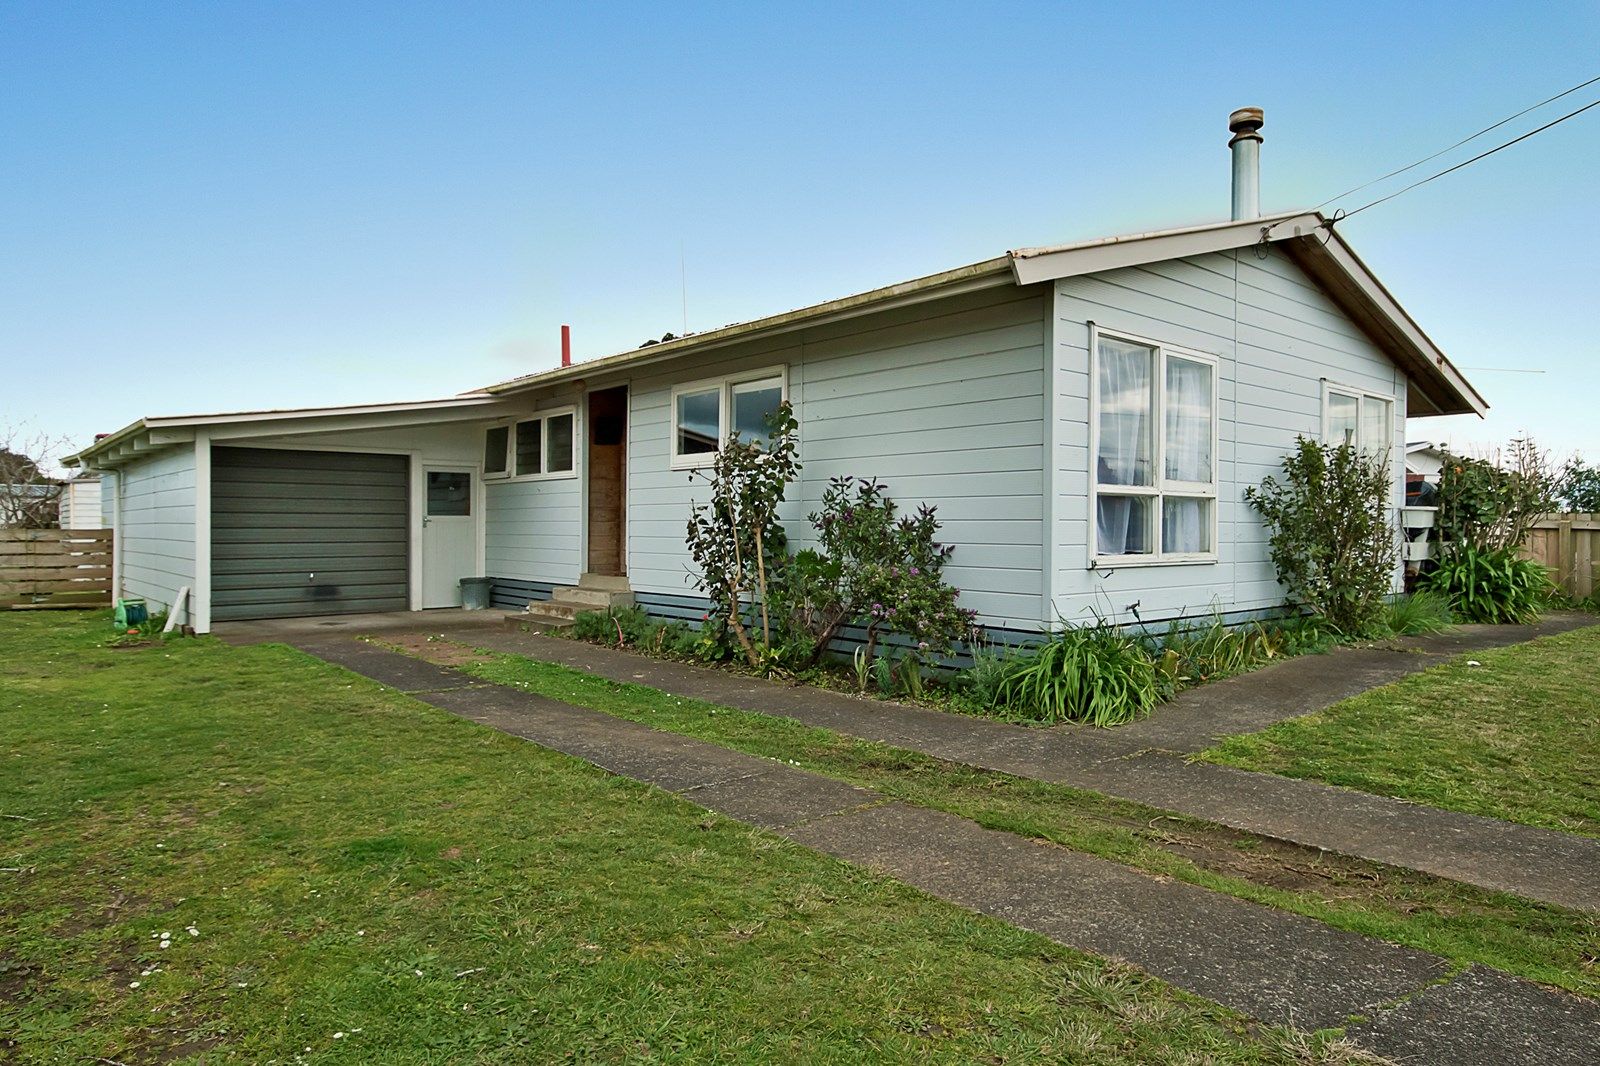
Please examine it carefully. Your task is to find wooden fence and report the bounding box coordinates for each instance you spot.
[1,528,114,610]
[1524,514,1599,600]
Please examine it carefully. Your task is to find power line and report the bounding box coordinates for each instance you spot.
[1314,73,1600,210]
[1337,96,1600,220]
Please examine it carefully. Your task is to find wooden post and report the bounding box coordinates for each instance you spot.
[1557,515,1575,596]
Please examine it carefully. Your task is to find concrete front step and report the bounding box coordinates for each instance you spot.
[577,572,632,593]
[504,605,576,633]
[505,576,634,634]
[551,586,632,609]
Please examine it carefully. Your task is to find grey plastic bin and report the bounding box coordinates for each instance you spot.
[459,577,492,611]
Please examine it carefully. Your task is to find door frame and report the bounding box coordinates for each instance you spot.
[421,460,486,609]
[582,383,629,578]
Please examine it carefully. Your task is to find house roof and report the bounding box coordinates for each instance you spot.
[485,210,1486,418]
[65,394,504,469]
[68,211,1487,471]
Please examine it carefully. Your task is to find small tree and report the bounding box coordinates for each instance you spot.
[1436,437,1563,554]
[0,424,69,530]
[684,403,800,668]
[776,476,975,668]
[1557,460,1600,514]
[1246,437,1398,635]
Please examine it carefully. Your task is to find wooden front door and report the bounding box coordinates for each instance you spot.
[586,386,627,576]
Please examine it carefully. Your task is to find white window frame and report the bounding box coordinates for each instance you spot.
[482,406,580,482]
[1320,381,1394,459]
[1088,325,1220,567]
[669,365,787,470]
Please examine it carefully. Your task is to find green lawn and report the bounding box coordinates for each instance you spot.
[0,614,1356,1064]
[448,644,1600,999]
[1201,625,1600,839]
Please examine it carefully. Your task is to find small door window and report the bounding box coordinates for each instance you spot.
[427,472,471,516]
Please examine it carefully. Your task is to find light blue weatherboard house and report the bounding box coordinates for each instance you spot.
[66,109,1485,642]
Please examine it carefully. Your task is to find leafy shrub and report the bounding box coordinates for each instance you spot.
[774,476,975,668]
[996,627,1161,726]
[1246,437,1398,636]
[1383,590,1455,635]
[1436,438,1562,554]
[1424,546,1550,624]
[684,402,801,667]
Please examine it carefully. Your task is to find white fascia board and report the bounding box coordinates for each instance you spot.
[202,401,522,443]
[143,395,499,430]
[1009,212,1323,285]
[70,396,510,466]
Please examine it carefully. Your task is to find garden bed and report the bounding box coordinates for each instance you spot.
[557,595,1453,728]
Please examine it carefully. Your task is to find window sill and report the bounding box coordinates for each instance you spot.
[1089,554,1219,569]
[485,470,579,485]
[670,453,718,471]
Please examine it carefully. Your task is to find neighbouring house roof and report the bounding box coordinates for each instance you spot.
[65,394,505,470]
[484,210,1486,419]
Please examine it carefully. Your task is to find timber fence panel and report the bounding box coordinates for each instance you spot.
[0,528,114,609]
[1522,514,1599,600]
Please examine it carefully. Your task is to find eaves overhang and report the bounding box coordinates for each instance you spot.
[65,394,509,471]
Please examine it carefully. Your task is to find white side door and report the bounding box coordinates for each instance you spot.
[421,468,476,608]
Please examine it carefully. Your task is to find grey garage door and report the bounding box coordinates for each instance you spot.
[211,447,409,621]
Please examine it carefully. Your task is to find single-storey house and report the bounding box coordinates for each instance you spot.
[66,109,1485,638]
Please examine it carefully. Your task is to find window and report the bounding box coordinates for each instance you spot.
[670,369,786,467]
[1092,329,1217,562]
[484,408,578,481]
[483,426,508,476]
[1323,384,1393,459]
[514,419,541,476]
[426,471,471,516]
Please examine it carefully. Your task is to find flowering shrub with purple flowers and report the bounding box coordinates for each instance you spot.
[773,476,974,670]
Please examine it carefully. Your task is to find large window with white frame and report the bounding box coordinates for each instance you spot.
[1091,328,1218,563]
[1322,382,1393,460]
[670,368,786,468]
[483,408,577,481]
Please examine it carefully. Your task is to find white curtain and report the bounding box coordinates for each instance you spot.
[1164,357,1212,483]
[1161,356,1213,554]
[1096,338,1154,554]
[1162,497,1208,554]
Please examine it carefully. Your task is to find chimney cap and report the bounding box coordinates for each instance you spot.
[1228,107,1264,143]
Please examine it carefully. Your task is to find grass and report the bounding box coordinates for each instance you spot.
[1201,625,1600,839]
[445,643,1600,999]
[1,613,1361,1065]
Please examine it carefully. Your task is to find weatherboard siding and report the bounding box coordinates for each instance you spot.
[484,392,585,587]
[485,476,583,586]
[115,445,197,615]
[1048,248,1407,627]
[621,286,1050,629]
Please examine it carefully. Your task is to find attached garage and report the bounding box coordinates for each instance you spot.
[210,447,410,621]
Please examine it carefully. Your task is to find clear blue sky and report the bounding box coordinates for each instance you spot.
[4,2,1597,469]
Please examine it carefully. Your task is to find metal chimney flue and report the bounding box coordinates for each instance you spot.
[1228,107,1264,220]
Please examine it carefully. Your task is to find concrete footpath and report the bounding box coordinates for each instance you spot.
[436,616,1600,913]
[291,635,1597,1065]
